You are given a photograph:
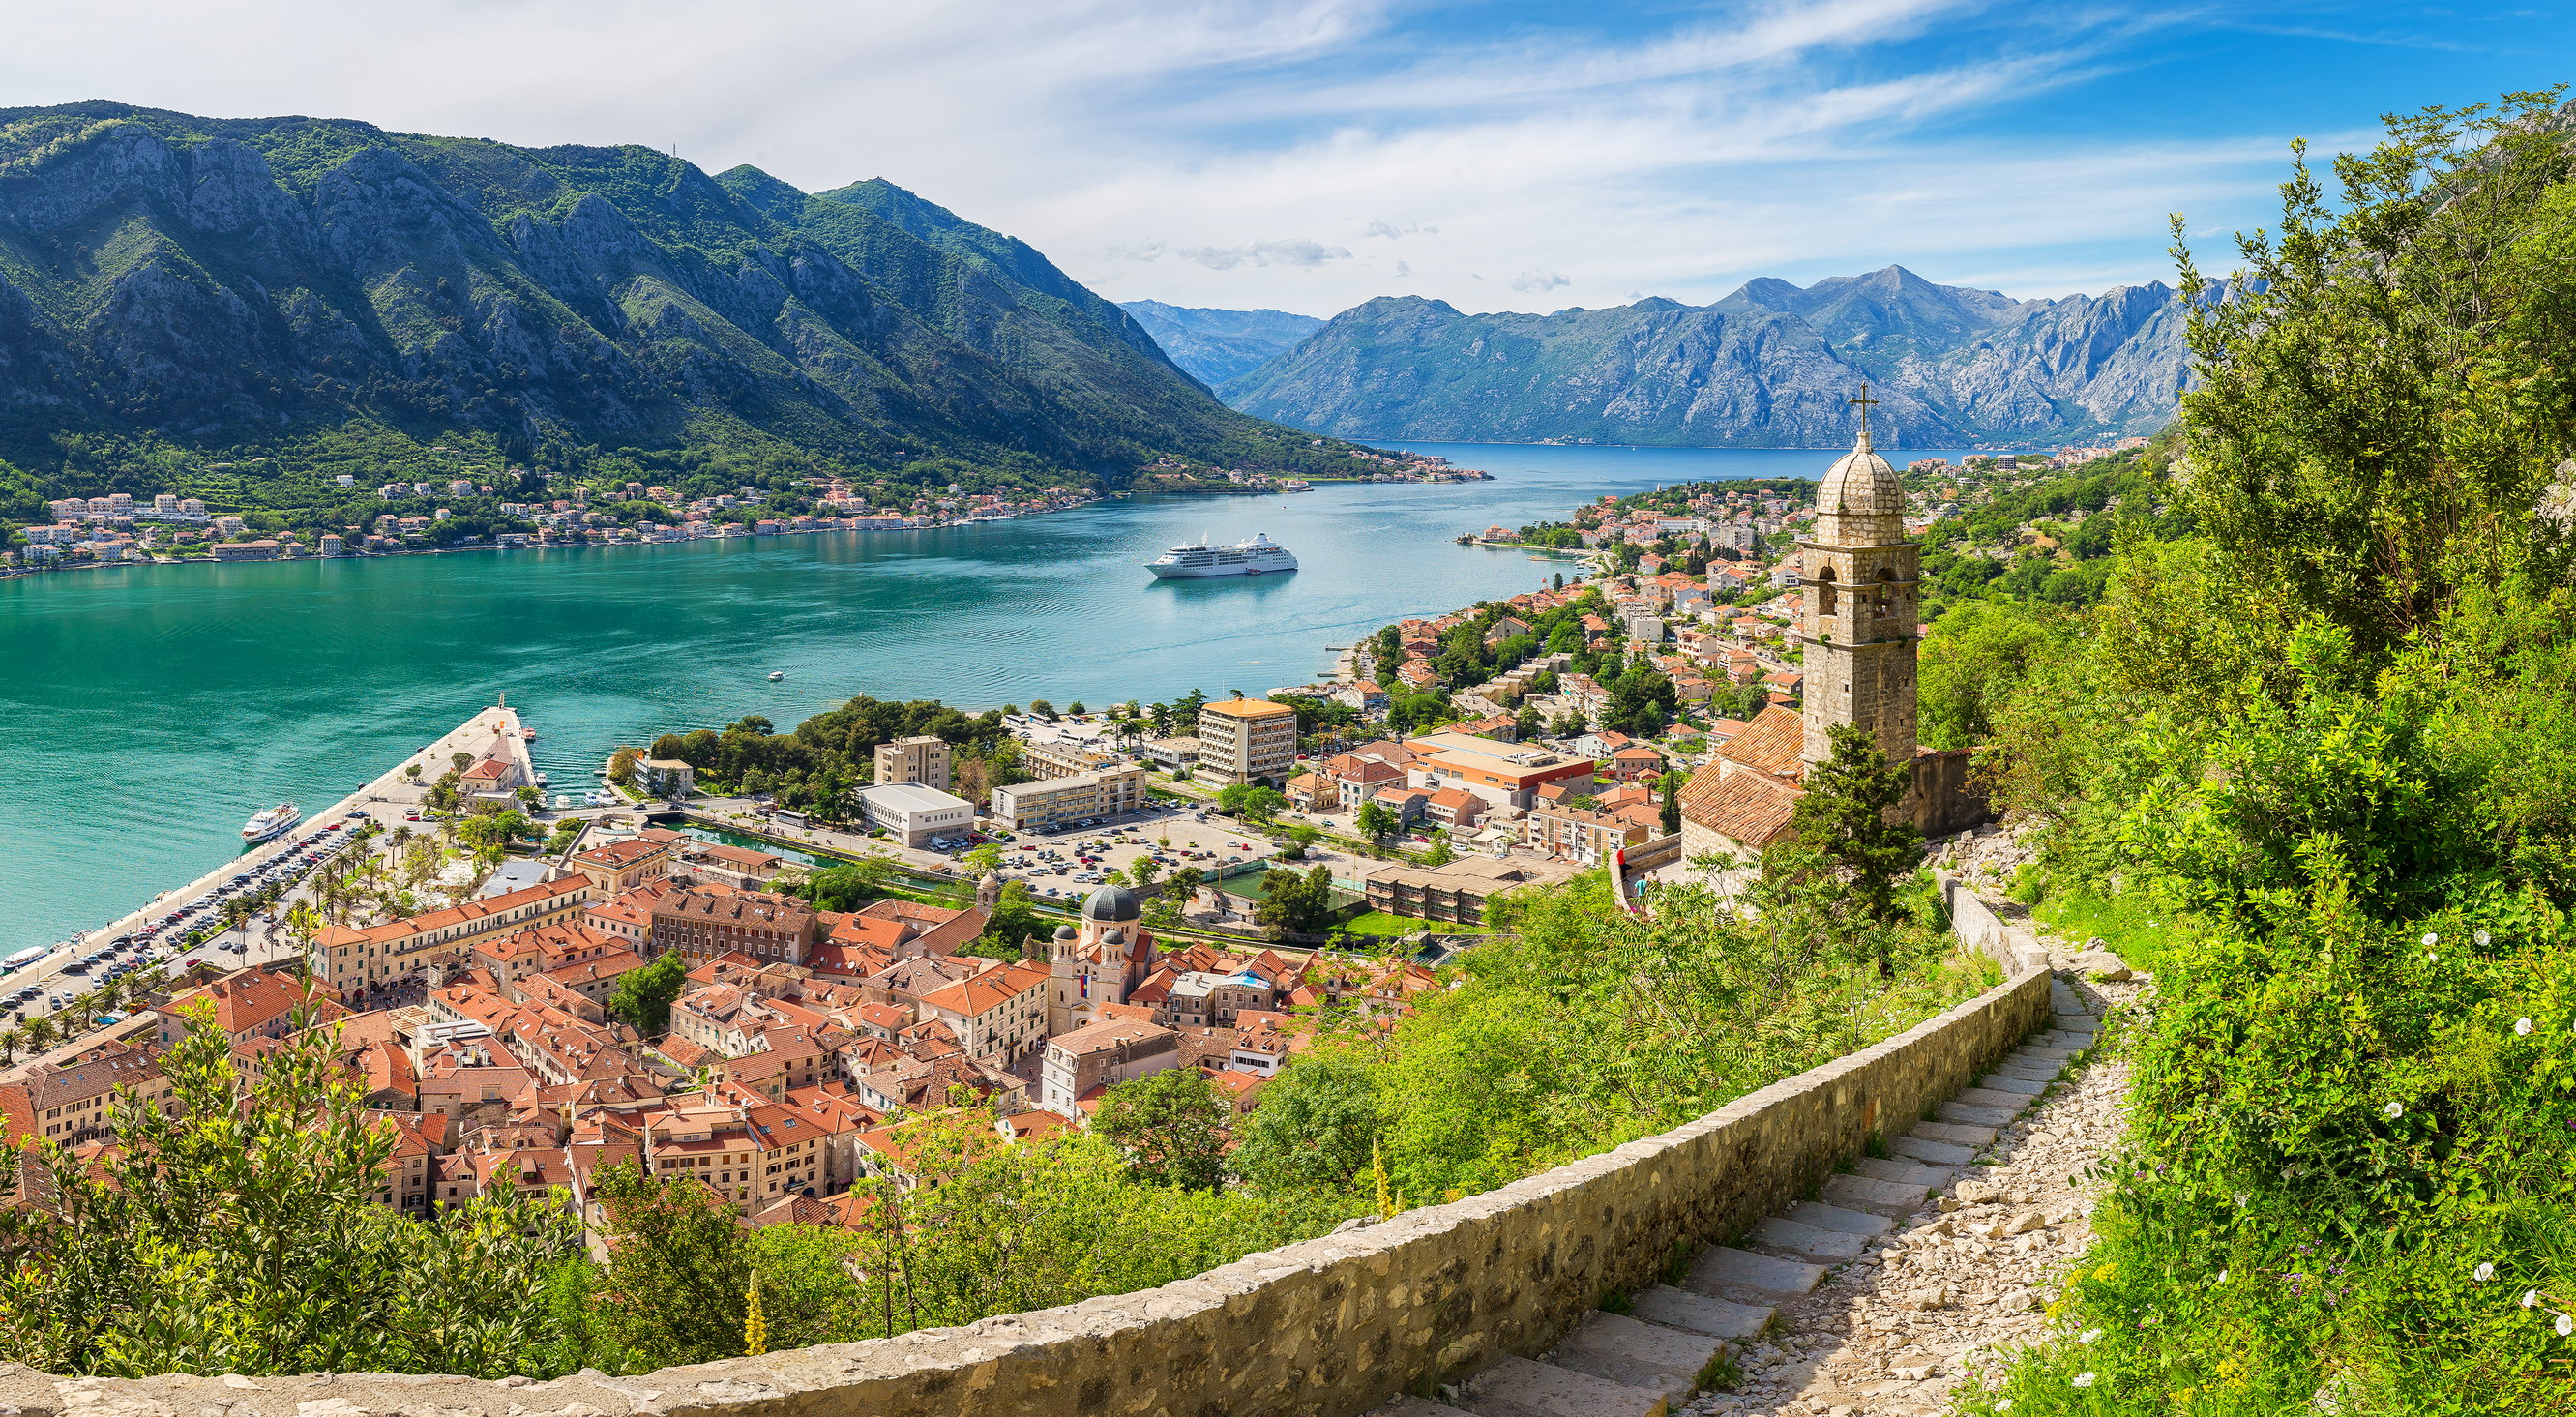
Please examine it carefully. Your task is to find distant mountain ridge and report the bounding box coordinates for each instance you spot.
[1118,301,1325,388]
[1210,267,2197,448]
[0,101,1359,489]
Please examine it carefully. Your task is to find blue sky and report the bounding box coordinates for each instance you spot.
[4,0,2570,315]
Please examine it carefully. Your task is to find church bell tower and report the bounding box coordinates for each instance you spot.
[1799,386,1919,766]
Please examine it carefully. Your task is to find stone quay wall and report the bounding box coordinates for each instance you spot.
[10,874,2050,1417]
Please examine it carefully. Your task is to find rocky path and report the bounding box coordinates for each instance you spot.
[1690,950,2146,1417]
[1373,944,2145,1417]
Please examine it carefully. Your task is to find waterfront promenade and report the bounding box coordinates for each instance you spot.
[5,705,533,1046]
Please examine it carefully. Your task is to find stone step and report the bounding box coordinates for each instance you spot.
[1889,1135,1976,1166]
[1952,1087,2036,1113]
[1939,1100,2020,1128]
[1746,1215,1871,1261]
[1820,1172,1936,1216]
[2015,1044,2077,1061]
[1464,1354,1668,1417]
[2040,1029,2097,1048]
[1909,1120,1998,1146]
[2050,1011,2100,1031]
[1685,1246,1826,1303]
[1367,1398,1481,1417]
[1549,1311,1730,1402]
[1992,1058,2059,1080]
[1976,1074,2049,1097]
[1630,1284,1774,1339]
[1855,1156,1954,1188]
[1784,1200,1895,1236]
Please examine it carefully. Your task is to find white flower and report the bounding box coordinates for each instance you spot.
[2081,1327,2104,1344]
[2476,930,2492,947]
[2518,1018,2534,1037]
[2427,952,2439,963]
[2216,1269,2229,1284]
[2233,1191,2249,1208]
[2560,1314,2573,1338]
[2072,1372,2097,1388]
[2476,1262,2497,1281]
[2384,1102,2404,1119]
[2525,1290,2541,1308]
[1998,1402,2014,1413]
[2423,931,2440,947]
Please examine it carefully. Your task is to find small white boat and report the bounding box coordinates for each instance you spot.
[769,670,785,682]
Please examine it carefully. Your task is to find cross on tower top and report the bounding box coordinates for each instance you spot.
[1849,383,1879,437]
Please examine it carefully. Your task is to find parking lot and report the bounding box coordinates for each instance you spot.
[2,816,370,1030]
[996,802,1297,901]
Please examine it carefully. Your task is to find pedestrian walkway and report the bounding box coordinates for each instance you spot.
[1372,966,2127,1417]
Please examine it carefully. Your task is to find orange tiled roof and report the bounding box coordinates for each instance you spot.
[1714,705,1805,781]
[1681,770,1803,849]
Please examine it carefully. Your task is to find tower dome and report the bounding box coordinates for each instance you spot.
[1081,884,1142,924]
[1813,427,1906,546]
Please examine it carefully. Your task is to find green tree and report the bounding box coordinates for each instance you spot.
[1753,723,1924,978]
[1353,799,1399,847]
[1658,770,1685,836]
[1230,1056,1379,1194]
[1092,1068,1232,1191]
[804,856,896,911]
[585,1161,751,1369]
[1420,831,1457,868]
[1254,865,1338,938]
[607,954,689,1036]
[962,880,1046,961]
[0,1004,580,1377]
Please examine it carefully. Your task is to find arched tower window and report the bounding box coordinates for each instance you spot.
[1815,564,1838,618]
[1873,568,1895,618]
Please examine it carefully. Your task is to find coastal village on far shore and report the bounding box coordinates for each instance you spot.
[0,446,1485,574]
[0,430,2148,1254]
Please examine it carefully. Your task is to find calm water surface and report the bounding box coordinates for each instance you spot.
[0,442,1984,950]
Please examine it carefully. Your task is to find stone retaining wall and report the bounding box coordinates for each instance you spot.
[9,875,2051,1417]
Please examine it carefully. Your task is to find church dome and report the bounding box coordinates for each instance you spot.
[1818,429,1903,517]
[1814,428,1907,545]
[1082,884,1142,924]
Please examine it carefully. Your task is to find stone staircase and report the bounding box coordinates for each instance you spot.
[1372,980,2103,1417]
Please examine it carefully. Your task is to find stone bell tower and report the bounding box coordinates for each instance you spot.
[1799,386,1919,766]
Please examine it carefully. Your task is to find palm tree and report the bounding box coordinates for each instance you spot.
[23,1016,59,1052]
[0,1025,20,1064]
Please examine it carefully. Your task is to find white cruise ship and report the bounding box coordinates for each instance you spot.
[1145,533,1299,579]
[241,802,302,843]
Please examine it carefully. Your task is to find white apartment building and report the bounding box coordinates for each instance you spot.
[1195,699,1298,785]
[988,764,1148,832]
[873,735,952,791]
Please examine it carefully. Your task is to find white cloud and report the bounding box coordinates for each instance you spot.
[1173,240,1355,270]
[0,0,2344,317]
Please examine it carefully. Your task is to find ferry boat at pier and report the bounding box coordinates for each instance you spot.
[1145,533,1298,579]
[240,803,302,843]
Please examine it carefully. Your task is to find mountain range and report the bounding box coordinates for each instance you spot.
[1116,302,1325,389]
[0,102,1365,492]
[1196,267,2199,448]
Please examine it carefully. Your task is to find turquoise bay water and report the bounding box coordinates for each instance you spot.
[0,442,1984,951]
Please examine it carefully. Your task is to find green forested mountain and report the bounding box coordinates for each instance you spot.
[1219,267,2195,448]
[0,102,1375,508]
